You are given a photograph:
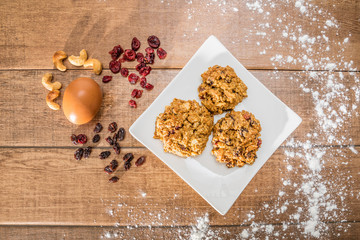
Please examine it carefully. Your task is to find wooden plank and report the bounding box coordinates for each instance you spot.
[0,222,359,240]
[0,69,358,147]
[0,147,358,226]
[0,0,359,70]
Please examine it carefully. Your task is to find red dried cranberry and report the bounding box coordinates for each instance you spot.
[109,60,121,73]
[144,53,155,64]
[108,122,117,133]
[135,156,146,166]
[109,45,123,60]
[71,134,78,145]
[113,142,121,154]
[145,47,154,54]
[257,139,262,147]
[243,112,251,120]
[109,176,119,183]
[136,62,146,72]
[129,100,137,108]
[157,48,167,59]
[102,76,113,83]
[131,89,138,98]
[128,73,139,84]
[131,89,143,98]
[131,37,141,51]
[74,148,84,160]
[77,134,87,144]
[120,68,129,77]
[139,66,152,76]
[136,52,144,63]
[147,35,160,48]
[140,77,147,88]
[124,49,136,61]
[145,83,154,90]
[94,123,103,133]
[106,136,114,145]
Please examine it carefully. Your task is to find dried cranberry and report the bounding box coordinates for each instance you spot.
[157,48,167,59]
[113,142,121,154]
[131,89,138,98]
[108,122,117,133]
[123,153,134,162]
[139,66,152,76]
[145,47,154,54]
[120,68,129,77]
[109,45,123,60]
[84,147,92,158]
[109,60,121,73]
[104,165,113,174]
[243,112,251,120]
[74,148,84,160]
[147,35,160,48]
[144,53,155,64]
[136,53,144,63]
[102,76,113,83]
[131,89,143,98]
[136,62,146,72]
[77,134,87,144]
[106,137,114,145]
[124,49,136,61]
[131,37,141,51]
[124,161,131,171]
[128,73,139,84]
[140,77,147,88]
[92,134,100,143]
[129,100,137,108]
[145,83,154,90]
[135,156,146,166]
[99,151,111,159]
[117,128,125,141]
[257,139,262,147]
[94,123,103,133]
[109,176,119,183]
[71,134,78,145]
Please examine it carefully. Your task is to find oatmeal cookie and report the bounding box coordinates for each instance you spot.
[198,65,247,115]
[211,110,262,168]
[154,98,214,157]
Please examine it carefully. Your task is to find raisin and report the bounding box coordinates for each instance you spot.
[135,156,146,166]
[108,122,117,133]
[128,73,139,84]
[145,83,154,90]
[110,159,119,171]
[131,37,141,51]
[129,100,137,108]
[84,146,92,158]
[109,45,123,60]
[109,60,121,73]
[123,153,134,162]
[106,136,114,145]
[102,76,113,83]
[120,68,129,77]
[136,62,146,72]
[113,142,121,154]
[124,161,131,171]
[77,134,87,144]
[104,165,113,174]
[136,52,144,63]
[140,77,147,88]
[94,123,103,133]
[99,151,111,159]
[145,47,154,54]
[109,176,119,183]
[139,66,152,76]
[157,48,167,59]
[117,128,125,141]
[147,35,160,48]
[124,49,136,61]
[74,148,84,160]
[92,134,100,143]
[113,132,118,143]
[71,134,78,145]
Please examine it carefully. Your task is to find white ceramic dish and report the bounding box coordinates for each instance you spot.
[129,35,302,215]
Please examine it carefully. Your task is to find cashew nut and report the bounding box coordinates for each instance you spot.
[41,73,62,91]
[84,58,102,75]
[68,49,88,66]
[53,50,67,72]
[46,90,61,110]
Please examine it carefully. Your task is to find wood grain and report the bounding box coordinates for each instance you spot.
[0,147,358,226]
[0,70,358,147]
[0,0,359,70]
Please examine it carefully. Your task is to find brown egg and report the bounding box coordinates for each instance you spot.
[63,77,102,125]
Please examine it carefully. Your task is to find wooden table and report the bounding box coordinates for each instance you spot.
[0,0,359,239]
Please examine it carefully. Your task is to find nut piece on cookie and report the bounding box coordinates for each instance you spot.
[198,65,247,115]
[211,110,262,168]
[154,98,214,157]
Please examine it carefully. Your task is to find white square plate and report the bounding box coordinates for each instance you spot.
[129,35,302,215]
